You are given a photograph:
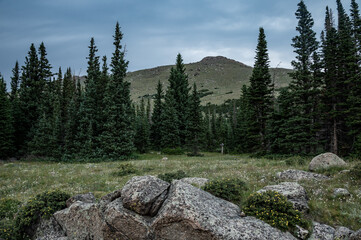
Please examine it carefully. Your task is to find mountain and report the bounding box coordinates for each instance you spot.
[126,56,293,105]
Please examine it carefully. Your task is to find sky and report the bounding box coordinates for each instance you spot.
[0,0,346,87]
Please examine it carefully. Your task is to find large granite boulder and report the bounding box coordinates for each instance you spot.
[308,222,335,240]
[334,226,354,240]
[309,152,346,171]
[151,180,296,240]
[34,216,67,240]
[277,169,330,181]
[351,228,361,240]
[54,202,103,240]
[121,175,170,216]
[257,182,309,212]
[102,198,153,239]
[65,192,96,207]
[180,177,209,188]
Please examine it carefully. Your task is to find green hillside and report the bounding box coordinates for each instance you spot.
[126,56,293,105]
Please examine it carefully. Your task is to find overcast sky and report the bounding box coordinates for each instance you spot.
[0,0,347,86]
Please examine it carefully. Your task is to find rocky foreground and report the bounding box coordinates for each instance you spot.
[34,153,361,240]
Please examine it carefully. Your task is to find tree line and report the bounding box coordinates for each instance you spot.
[1,0,361,160]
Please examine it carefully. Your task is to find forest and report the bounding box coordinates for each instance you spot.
[1,0,361,161]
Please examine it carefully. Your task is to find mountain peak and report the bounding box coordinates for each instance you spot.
[199,56,249,67]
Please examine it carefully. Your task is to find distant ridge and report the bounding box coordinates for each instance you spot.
[126,56,293,105]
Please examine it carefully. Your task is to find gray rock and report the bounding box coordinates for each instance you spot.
[277,169,330,181]
[350,229,361,240]
[334,226,354,240]
[102,198,152,239]
[34,216,66,240]
[180,177,209,188]
[308,222,335,240]
[333,188,351,198]
[98,189,122,214]
[309,152,346,172]
[54,202,103,240]
[65,192,96,207]
[258,182,309,212]
[121,175,170,216]
[152,180,296,240]
[295,225,309,240]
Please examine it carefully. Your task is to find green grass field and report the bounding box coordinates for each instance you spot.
[1,153,360,230]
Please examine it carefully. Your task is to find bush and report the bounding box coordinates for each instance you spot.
[161,147,184,155]
[114,163,138,176]
[350,163,361,181]
[203,178,248,204]
[158,170,188,183]
[14,190,70,239]
[0,199,21,240]
[243,191,311,235]
[0,199,21,220]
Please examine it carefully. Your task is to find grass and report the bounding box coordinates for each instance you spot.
[0,152,360,230]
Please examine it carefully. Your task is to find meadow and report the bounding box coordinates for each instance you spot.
[1,153,360,230]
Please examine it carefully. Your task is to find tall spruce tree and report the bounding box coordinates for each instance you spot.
[0,74,14,158]
[187,83,203,155]
[134,98,150,153]
[248,27,274,152]
[288,0,320,154]
[77,38,102,156]
[160,89,180,148]
[151,80,164,150]
[100,22,135,158]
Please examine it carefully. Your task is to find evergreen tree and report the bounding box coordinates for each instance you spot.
[248,27,274,152]
[187,83,203,155]
[77,38,102,156]
[134,98,150,153]
[10,61,23,154]
[151,80,164,150]
[0,74,14,158]
[101,22,135,158]
[168,54,190,145]
[160,89,180,148]
[288,0,320,154]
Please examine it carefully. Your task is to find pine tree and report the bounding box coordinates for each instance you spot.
[248,27,274,152]
[288,0,320,154]
[10,61,23,155]
[160,89,180,148]
[134,98,150,153]
[187,83,203,155]
[0,73,14,158]
[77,38,102,156]
[168,54,190,145]
[100,22,135,158]
[151,80,164,150]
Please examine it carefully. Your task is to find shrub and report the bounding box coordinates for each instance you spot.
[202,178,248,204]
[243,191,311,235]
[14,190,70,239]
[0,199,21,220]
[114,163,138,176]
[158,170,188,183]
[350,163,361,181]
[161,147,184,155]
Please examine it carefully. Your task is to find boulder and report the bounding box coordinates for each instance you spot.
[54,202,103,240]
[180,177,209,188]
[309,222,335,240]
[151,180,296,240]
[121,175,170,216]
[334,226,354,240]
[277,169,330,181]
[34,216,67,240]
[257,182,309,212]
[102,198,152,239]
[350,229,361,240]
[309,152,346,171]
[65,192,96,207]
[295,225,309,240]
[333,188,351,198]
